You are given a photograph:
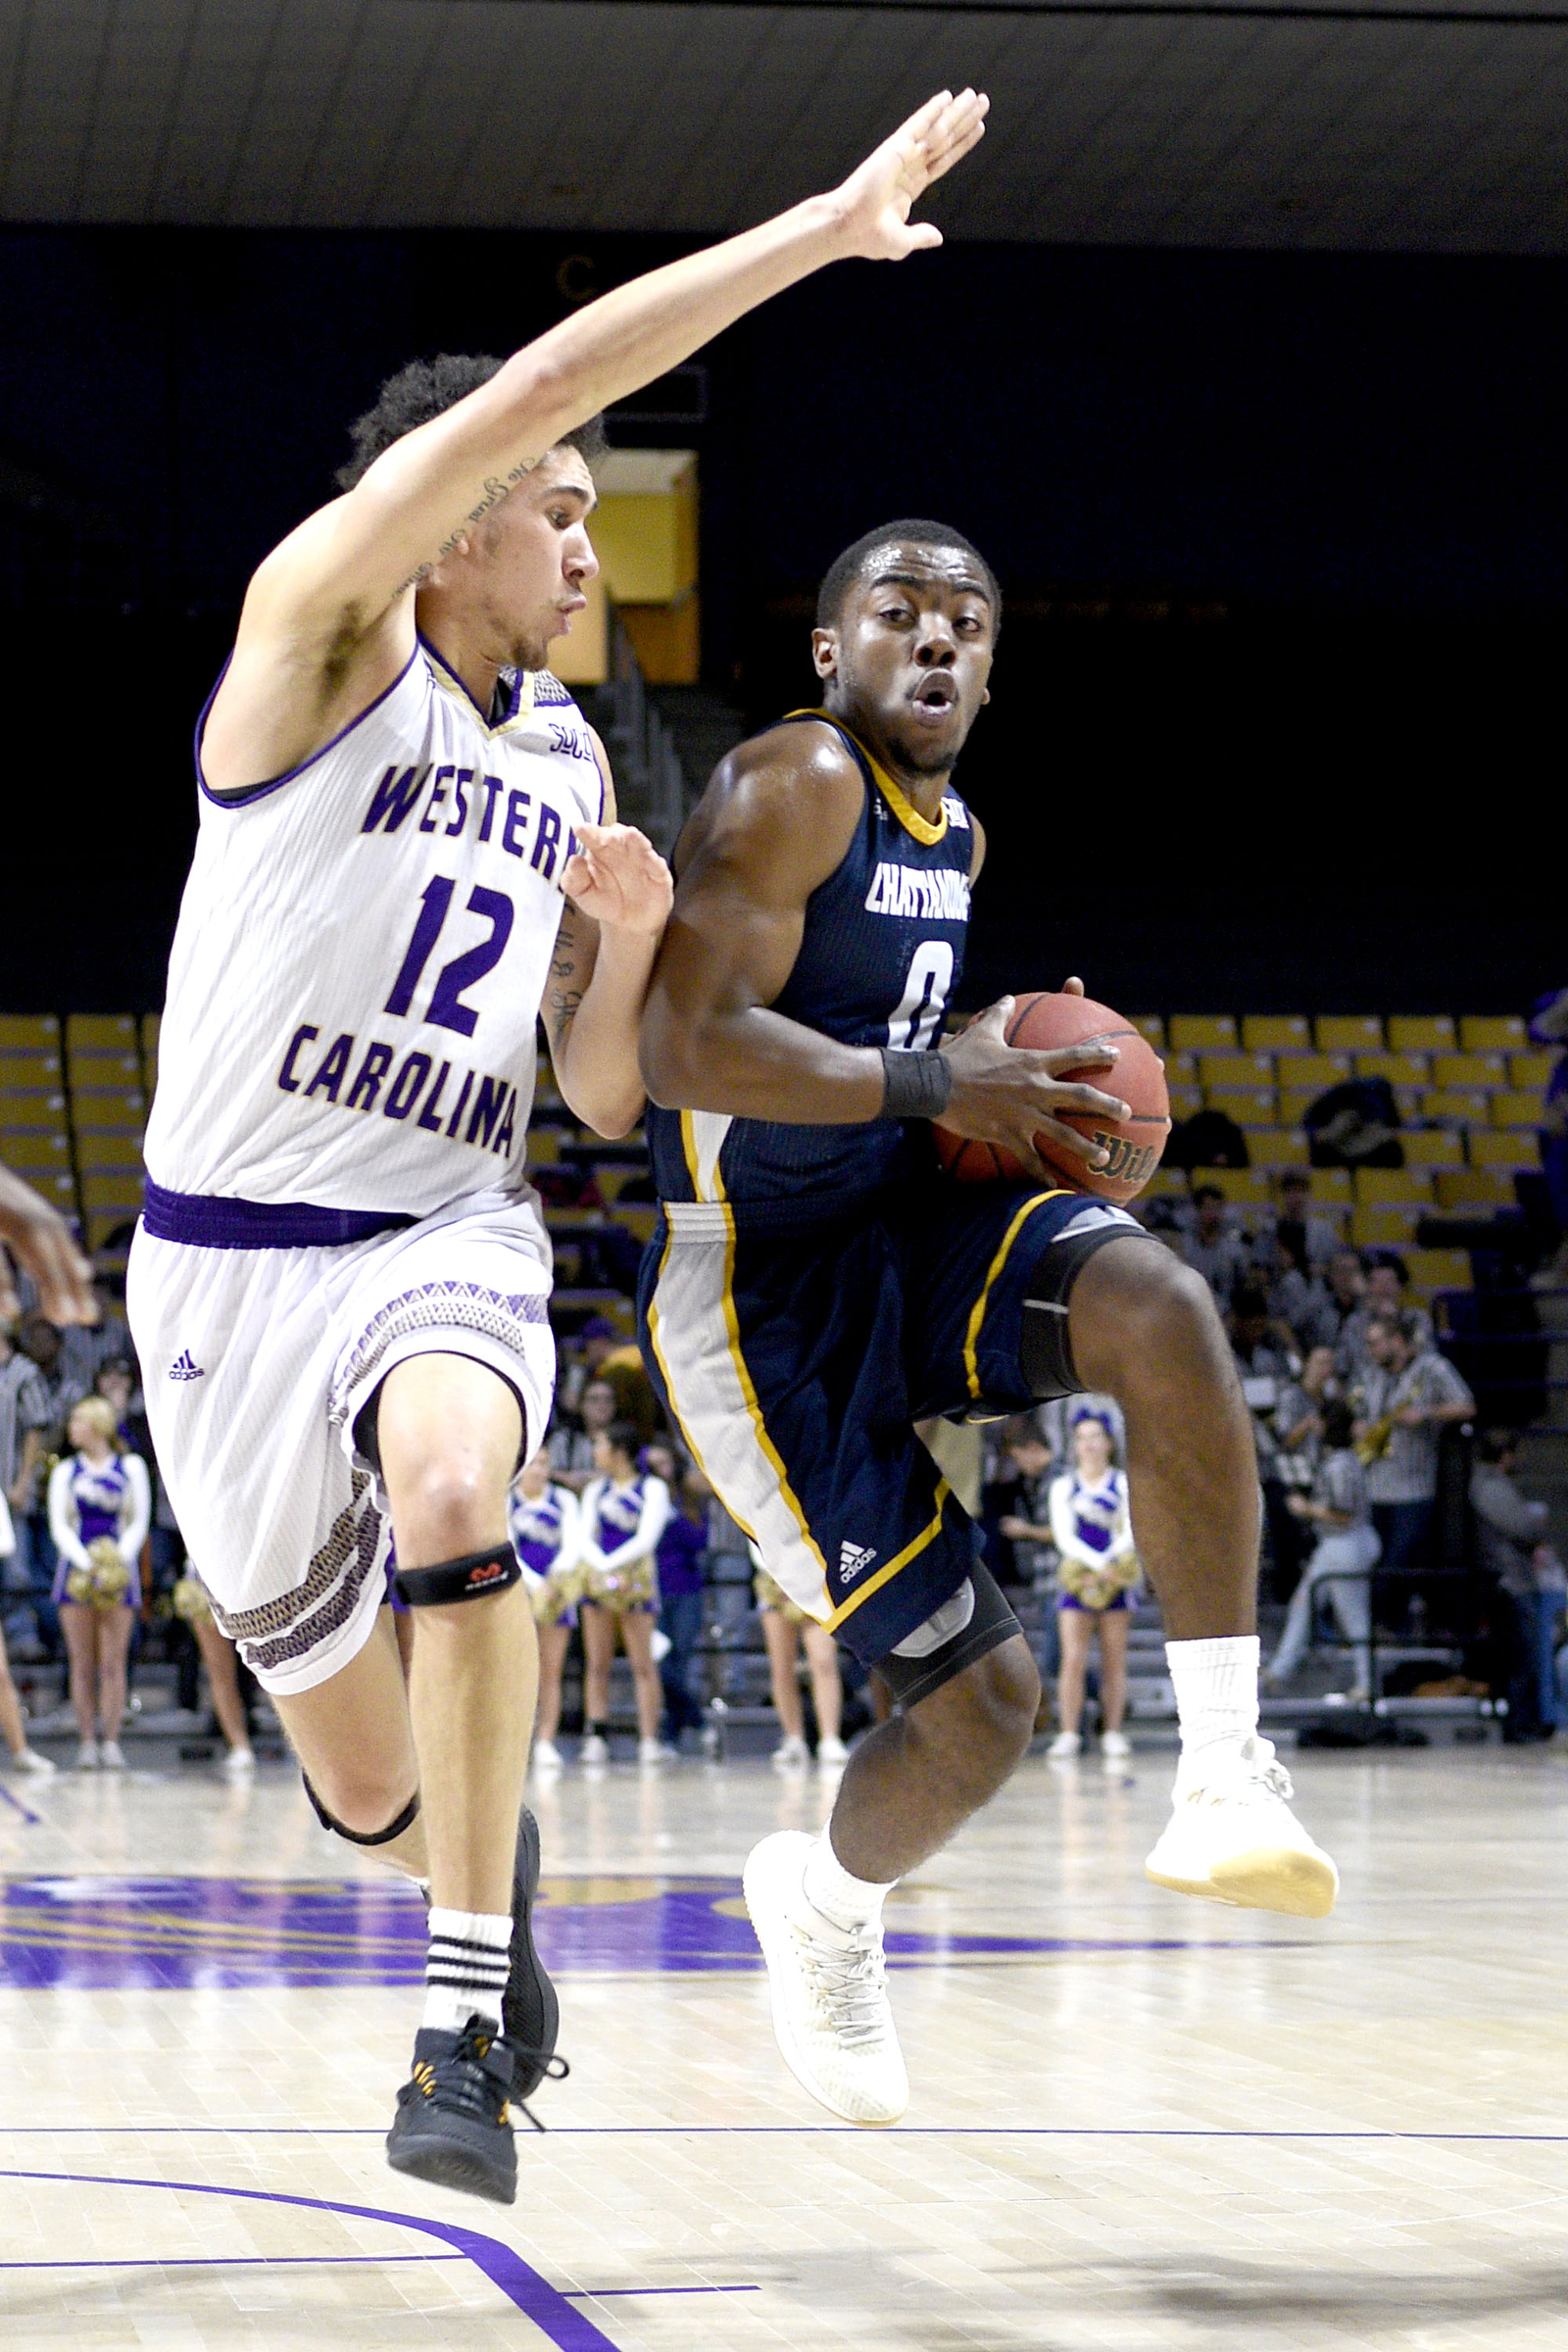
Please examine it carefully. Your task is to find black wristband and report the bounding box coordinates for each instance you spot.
[880,1047,954,1121]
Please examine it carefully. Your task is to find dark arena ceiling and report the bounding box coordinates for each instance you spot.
[0,0,1565,253]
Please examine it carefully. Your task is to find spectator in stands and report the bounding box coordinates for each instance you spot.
[1229,1283,1308,1589]
[1041,1410,1139,1761]
[753,1544,848,1769]
[549,1374,617,1491]
[553,1315,618,1422]
[58,1270,131,1395]
[1335,1250,1431,1380]
[1182,1185,1252,1304]
[1270,1344,1335,1518]
[1,1319,49,1646]
[48,1396,150,1770]
[0,1482,53,1774]
[12,1312,89,1664]
[1355,1309,1474,1569]
[1264,1400,1380,1701]
[579,1419,672,1763]
[507,1445,584,1772]
[998,1417,1062,1700]
[1275,1170,1340,1273]
[1263,1226,1328,1352]
[646,1441,710,1753]
[1470,1428,1564,1743]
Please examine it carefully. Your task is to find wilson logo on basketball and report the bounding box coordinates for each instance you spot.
[1092,1132,1160,1184]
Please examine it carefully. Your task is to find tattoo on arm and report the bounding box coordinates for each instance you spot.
[546,908,588,1057]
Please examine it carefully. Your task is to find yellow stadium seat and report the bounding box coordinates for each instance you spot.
[1511,1052,1555,1088]
[1167,1085,1203,1120]
[1304,1168,1353,1205]
[66,1013,139,1055]
[1316,1015,1384,1052]
[613,1204,660,1245]
[1351,1203,1423,1246]
[1274,1054,1350,1091]
[1247,1129,1310,1170]
[1145,1167,1191,1201]
[27,1169,78,1219]
[76,1134,144,1173]
[1421,1091,1491,1125]
[1192,1167,1270,1206]
[1198,1053,1274,1088]
[1388,1015,1455,1054]
[0,1050,63,1087]
[81,1170,144,1210]
[1132,1015,1165,1049]
[1355,1054,1430,1086]
[1459,1015,1527,1053]
[1433,1054,1507,1091]
[1353,1168,1434,1205]
[67,1050,142,1088]
[71,1090,145,1133]
[0,1087,68,1130]
[0,1132,73,1172]
[1402,1130,1465,1167]
[1436,1168,1515,1208]
[1469,1130,1541,1169]
[84,1207,139,1250]
[1490,1092,1542,1129]
[0,1014,60,1052]
[1169,1016,1237,1051]
[1205,1090,1278,1129]
[1242,1016,1309,1052]
[1163,1051,1198,1083]
[1404,1249,1472,1295]
[527,1129,560,1165]
[141,1012,161,1053]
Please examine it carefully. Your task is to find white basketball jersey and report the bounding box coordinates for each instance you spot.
[145,637,602,1219]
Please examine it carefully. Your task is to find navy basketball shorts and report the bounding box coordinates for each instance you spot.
[638,1180,1146,1672]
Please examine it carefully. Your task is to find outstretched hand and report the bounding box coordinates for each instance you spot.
[833,89,989,262]
[562,821,674,940]
[0,1161,96,1326]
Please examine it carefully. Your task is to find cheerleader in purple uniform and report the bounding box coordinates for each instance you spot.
[578,1419,670,1763]
[47,1396,151,1770]
[508,1446,583,1772]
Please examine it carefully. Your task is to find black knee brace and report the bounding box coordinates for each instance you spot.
[873,1561,1023,1713]
[303,1776,421,1847]
[393,1544,520,1607]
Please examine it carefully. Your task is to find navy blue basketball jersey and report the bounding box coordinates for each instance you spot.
[647,710,973,1222]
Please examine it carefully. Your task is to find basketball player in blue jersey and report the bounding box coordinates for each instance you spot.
[639,519,1339,2127]
[123,93,991,2201]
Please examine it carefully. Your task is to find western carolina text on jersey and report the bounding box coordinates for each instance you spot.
[276,1025,520,1157]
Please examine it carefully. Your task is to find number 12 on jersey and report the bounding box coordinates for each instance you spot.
[384,877,515,1040]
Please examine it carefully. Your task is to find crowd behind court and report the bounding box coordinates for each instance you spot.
[2,1151,1562,1782]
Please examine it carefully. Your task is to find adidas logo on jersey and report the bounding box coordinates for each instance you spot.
[839,1541,877,1585]
[169,1350,206,1382]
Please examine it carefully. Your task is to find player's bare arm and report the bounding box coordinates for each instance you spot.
[640,724,1130,1176]
[545,735,673,1139]
[202,90,988,793]
[0,1161,95,1325]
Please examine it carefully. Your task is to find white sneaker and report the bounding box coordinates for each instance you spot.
[578,1733,609,1765]
[532,1739,563,1771]
[15,1746,56,1776]
[743,1831,907,2128]
[771,1735,809,1771]
[1100,1729,1132,1759]
[638,1738,674,1764]
[1048,1731,1081,1759]
[222,1745,256,1776]
[815,1736,849,1767]
[99,1740,126,1771]
[75,1740,100,1771]
[1145,1735,1339,1919]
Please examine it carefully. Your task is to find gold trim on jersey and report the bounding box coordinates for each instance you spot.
[963,1192,1071,1400]
[679,1108,732,1205]
[420,639,541,739]
[787,709,949,847]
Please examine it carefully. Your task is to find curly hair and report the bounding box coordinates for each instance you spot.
[815,517,1001,630]
[335,354,608,491]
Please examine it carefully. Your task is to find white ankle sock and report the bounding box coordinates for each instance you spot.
[1166,1636,1260,1787]
[423,1907,511,2034]
[800,1829,897,1937]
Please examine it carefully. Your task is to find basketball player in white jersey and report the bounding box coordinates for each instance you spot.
[125,90,989,2203]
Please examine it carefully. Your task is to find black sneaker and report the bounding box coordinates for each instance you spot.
[386,2017,519,2203]
[505,1804,563,2098]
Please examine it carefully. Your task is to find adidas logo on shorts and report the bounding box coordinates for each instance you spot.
[169,1349,206,1382]
[839,1541,877,1585]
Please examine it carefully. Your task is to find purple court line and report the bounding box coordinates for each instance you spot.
[9,2126,1568,2144]
[0,2170,623,2352]
[0,2256,758,2297]
[0,1785,42,1825]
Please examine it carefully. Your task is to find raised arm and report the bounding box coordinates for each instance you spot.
[205,93,988,786]
[639,730,1131,1181]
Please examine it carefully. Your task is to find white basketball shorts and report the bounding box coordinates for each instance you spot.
[126,1185,555,1694]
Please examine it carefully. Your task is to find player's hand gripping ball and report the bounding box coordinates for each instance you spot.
[933,992,1170,1204]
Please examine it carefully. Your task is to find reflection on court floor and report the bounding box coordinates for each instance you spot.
[0,1870,1287,1987]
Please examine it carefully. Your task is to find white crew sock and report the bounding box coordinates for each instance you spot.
[423,1907,511,2034]
[1166,1635,1260,1788]
[799,1828,898,1940]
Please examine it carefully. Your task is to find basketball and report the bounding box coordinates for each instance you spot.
[932,991,1171,1202]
